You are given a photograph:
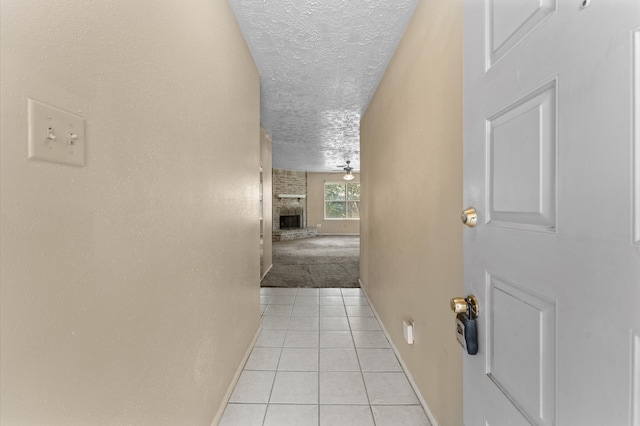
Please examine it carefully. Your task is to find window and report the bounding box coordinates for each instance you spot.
[324,182,360,219]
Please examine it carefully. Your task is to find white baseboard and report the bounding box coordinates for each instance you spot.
[210,323,262,426]
[358,279,440,426]
[316,233,360,236]
[260,264,273,282]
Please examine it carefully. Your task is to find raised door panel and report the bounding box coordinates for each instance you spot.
[487,274,556,426]
[488,0,556,68]
[487,80,556,232]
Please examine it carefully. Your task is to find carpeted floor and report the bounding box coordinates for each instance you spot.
[261,235,360,288]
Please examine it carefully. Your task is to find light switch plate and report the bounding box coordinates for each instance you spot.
[403,319,414,344]
[27,98,85,166]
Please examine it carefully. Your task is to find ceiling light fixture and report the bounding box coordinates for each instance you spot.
[342,160,355,181]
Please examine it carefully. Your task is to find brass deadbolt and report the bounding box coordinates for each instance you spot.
[450,297,468,314]
[450,295,479,318]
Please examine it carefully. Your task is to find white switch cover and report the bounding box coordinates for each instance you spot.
[403,319,414,344]
[27,98,85,166]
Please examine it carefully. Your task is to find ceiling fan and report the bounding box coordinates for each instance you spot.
[335,160,358,181]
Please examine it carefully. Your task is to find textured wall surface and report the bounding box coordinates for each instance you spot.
[307,172,361,235]
[0,1,261,424]
[229,0,418,172]
[360,0,464,424]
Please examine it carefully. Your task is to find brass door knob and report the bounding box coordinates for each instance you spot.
[461,207,478,227]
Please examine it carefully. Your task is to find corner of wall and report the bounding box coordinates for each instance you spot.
[261,126,273,278]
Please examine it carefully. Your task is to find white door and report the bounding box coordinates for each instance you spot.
[463,1,640,425]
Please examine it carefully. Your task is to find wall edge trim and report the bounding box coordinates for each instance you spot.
[260,264,273,282]
[209,323,262,426]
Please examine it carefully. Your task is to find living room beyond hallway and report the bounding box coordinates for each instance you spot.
[261,236,360,288]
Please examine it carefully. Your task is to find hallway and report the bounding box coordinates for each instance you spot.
[0,0,464,424]
[220,287,430,425]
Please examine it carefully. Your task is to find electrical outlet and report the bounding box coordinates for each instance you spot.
[27,98,85,166]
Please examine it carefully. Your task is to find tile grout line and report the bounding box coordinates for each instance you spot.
[344,287,378,426]
[263,287,296,425]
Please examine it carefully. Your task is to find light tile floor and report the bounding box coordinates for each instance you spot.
[219,287,431,426]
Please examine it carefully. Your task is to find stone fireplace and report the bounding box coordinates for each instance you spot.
[274,201,315,240]
[272,168,317,241]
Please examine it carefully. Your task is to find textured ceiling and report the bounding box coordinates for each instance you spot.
[229,0,418,172]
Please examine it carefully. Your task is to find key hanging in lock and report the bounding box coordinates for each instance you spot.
[464,298,479,355]
[467,297,476,319]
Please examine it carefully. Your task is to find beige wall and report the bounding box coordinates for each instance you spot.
[360,0,463,424]
[307,172,360,235]
[261,127,273,278]
[0,1,261,424]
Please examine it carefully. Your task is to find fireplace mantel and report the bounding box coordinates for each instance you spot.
[277,194,306,199]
